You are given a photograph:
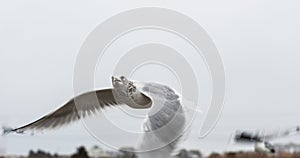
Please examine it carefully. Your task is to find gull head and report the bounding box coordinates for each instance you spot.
[111,76,135,95]
[111,76,151,109]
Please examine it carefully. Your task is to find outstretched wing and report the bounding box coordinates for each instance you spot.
[136,82,186,158]
[8,89,120,134]
[234,131,262,143]
[234,126,300,143]
[263,126,300,141]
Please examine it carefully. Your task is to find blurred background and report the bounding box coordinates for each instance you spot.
[0,0,300,157]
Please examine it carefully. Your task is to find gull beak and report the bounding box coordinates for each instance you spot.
[111,76,121,84]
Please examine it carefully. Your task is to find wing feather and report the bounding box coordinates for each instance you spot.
[11,89,119,133]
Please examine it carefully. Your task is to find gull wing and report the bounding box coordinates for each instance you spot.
[136,82,185,158]
[234,126,300,143]
[263,126,300,141]
[6,89,120,134]
[234,131,262,143]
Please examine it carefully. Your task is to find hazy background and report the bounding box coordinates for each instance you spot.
[0,0,300,156]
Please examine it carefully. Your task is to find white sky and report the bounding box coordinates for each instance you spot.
[0,0,300,156]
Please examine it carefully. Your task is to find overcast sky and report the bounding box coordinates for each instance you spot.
[1,0,300,156]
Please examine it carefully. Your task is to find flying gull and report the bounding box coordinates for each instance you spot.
[2,76,187,158]
[234,126,300,153]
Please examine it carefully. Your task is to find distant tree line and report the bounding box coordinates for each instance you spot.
[25,146,300,158]
[28,149,59,158]
[70,146,89,158]
[207,151,300,158]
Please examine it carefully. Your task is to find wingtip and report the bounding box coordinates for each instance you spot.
[1,126,13,136]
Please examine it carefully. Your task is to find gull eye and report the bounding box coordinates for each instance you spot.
[120,76,125,80]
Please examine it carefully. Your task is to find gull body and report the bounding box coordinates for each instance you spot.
[254,141,275,153]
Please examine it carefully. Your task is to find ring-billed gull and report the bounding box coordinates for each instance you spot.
[234,126,300,153]
[3,76,187,158]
